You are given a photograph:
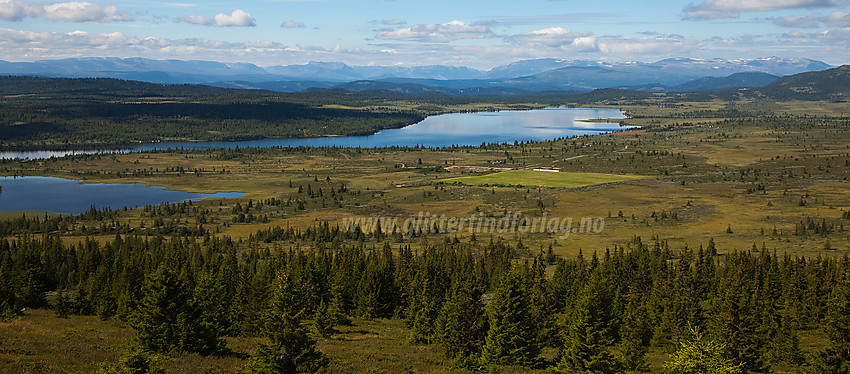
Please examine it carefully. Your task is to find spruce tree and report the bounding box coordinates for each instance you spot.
[619,291,651,372]
[664,325,742,374]
[312,299,336,338]
[435,274,487,365]
[708,278,768,373]
[481,270,541,368]
[810,277,850,373]
[53,287,71,318]
[243,273,329,373]
[132,263,222,354]
[554,275,619,374]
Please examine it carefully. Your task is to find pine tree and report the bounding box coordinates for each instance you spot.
[191,270,229,353]
[312,299,336,338]
[810,276,850,373]
[132,263,222,355]
[554,274,619,374]
[619,292,651,372]
[481,270,541,368]
[406,254,446,344]
[664,325,742,374]
[766,313,803,366]
[435,274,487,365]
[243,273,329,373]
[53,287,71,318]
[708,276,768,373]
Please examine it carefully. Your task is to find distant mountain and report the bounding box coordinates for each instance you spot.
[211,80,337,92]
[265,61,363,81]
[0,56,833,94]
[331,80,530,95]
[621,72,779,92]
[485,58,575,78]
[755,65,850,101]
[502,58,826,91]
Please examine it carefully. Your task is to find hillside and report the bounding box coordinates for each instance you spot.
[0,76,568,150]
[756,65,850,101]
[622,72,779,92]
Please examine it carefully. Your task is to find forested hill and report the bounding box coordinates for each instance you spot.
[0,77,421,149]
[753,65,850,101]
[0,76,649,150]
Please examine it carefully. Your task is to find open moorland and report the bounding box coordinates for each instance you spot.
[1,72,850,373]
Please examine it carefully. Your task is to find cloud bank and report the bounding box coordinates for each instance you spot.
[0,0,132,23]
[178,9,255,27]
[684,0,847,20]
[376,20,495,43]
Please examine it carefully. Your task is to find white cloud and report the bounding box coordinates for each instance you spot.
[778,26,850,45]
[823,11,850,26]
[772,14,821,27]
[598,35,702,55]
[177,14,210,26]
[504,28,700,56]
[0,27,286,62]
[508,27,599,51]
[179,9,255,27]
[0,0,131,22]
[375,20,495,43]
[0,0,41,21]
[810,27,850,44]
[377,18,406,25]
[280,20,304,28]
[214,9,254,27]
[770,11,850,28]
[684,0,847,20]
[296,43,325,51]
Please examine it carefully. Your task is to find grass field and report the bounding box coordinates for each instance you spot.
[445,170,646,188]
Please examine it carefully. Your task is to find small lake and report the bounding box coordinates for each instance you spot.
[0,108,630,159]
[0,176,244,215]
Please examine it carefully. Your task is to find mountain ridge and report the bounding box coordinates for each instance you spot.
[0,56,832,93]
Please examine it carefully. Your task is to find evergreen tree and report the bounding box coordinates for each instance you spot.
[619,291,651,372]
[191,270,229,352]
[810,276,850,373]
[54,287,71,319]
[664,325,743,374]
[708,275,767,373]
[555,274,619,374]
[132,263,222,354]
[435,274,487,365]
[243,273,329,373]
[481,270,541,368]
[312,299,336,338]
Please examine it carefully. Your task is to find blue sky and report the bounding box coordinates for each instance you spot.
[1,0,849,68]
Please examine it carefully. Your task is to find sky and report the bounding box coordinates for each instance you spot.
[1,0,849,69]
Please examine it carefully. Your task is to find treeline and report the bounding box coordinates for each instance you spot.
[1,231,848,373]
[0,75,710,150]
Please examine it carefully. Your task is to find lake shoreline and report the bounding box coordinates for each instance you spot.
[1,107,631,160]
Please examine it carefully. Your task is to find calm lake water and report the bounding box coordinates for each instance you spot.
[0,176,244,215]
[0,108,629,159]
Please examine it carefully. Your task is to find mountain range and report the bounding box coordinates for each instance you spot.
[0,56,832,94]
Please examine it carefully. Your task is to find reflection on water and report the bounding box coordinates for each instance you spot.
[0,176,244,215]
[1,108,630,160]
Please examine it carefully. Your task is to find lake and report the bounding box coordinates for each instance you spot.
[0,176,244,215]
[0,108,629,159]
